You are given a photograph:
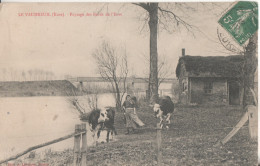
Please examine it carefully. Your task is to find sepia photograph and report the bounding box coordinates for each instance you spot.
[0,1,258,166]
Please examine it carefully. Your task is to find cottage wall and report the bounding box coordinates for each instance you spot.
[190,78,228,105]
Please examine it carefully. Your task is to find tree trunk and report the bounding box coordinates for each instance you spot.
[147,72,151,100]
[243,32,258,107]
[148,3,159,103]
[115,82,121,111]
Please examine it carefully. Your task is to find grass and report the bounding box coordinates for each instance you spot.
[11,104,257,166]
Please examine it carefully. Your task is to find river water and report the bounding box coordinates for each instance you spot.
[0,94,117,161]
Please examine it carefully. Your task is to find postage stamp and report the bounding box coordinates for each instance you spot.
[218,1,258,45]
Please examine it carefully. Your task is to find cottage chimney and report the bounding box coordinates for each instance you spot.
[182,48,185,57]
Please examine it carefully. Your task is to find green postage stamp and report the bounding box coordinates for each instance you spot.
[218,1,258,45]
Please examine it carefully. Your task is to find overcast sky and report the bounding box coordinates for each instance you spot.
[0,2,244,79]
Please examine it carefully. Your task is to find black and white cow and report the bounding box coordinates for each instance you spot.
[97,107,117,143]
[153,96,174,129]
[81,107,116,145]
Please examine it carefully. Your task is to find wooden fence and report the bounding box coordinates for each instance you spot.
[0,123,164,166]
[0,123,87,166]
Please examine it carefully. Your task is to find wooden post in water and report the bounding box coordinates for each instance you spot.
[73,124,81,166]
[156,123,162,166]
[81,123,87,166]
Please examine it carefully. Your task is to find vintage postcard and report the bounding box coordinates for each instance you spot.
[0,1,258,166]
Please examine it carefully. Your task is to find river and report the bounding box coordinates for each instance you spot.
[0,94,118,161]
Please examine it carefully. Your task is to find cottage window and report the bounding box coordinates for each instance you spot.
[204,82,213,94]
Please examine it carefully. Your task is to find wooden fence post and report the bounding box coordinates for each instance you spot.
[74,124,81,166]
[220,112,248,145]
[81,123,87,166]
[247,105,257,140]
[156,123,162,166]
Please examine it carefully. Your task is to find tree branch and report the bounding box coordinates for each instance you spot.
[158,6,197,36]
[132,3,150,11]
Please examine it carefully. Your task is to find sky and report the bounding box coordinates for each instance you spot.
[0,2,245,79]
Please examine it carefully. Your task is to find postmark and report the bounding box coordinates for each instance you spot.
[218,1,258,45]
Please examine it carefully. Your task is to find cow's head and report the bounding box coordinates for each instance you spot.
[153,104,163,118]
[98,109,109,123]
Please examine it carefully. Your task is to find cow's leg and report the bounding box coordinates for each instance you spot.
[113,126,117,135]
[111,129,114,140]
[109,125,117,136]
[97,130,101,139]
[112,126,117,140]
[93,130,98,147]
[106,129,110,143]
[166,113,171,124]
[165,113,172,129]
[94,124,102,146]
[159,117,163,129]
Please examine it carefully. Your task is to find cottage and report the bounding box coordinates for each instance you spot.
[176,52,244,105]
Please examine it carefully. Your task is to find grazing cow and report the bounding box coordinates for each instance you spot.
[97,107,117,142]
[84,109,107,145]
[81,107,116,145]
[153,96,174,129]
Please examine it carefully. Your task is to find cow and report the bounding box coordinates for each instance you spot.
[80,107,116,146]
[153,96,174,129]
[97,107,117,142]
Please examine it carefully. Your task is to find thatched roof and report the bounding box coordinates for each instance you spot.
[176,55,244,78]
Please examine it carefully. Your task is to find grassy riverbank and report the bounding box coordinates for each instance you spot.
[10,105,257,166]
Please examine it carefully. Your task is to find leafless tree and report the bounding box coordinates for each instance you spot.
[1,68,6,81]
[84,83,100,110]
[22,71,26,81]
[28,70,33,81]
[131,3,201,103]
[243,33,258,106]
[64,83,102,121]
[64,87,85,115]
[96,3,224,103]
[92,40,128,111]
[141,52,174,87]
[9,68,16,81]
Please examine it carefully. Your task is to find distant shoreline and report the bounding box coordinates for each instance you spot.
[0,80,123,97]
[0,80,79,97]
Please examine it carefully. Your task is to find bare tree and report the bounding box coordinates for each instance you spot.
[141,52,175,88]
[22,71,26,81]
[64,87,85,115]
[85,84,100,110]
[50,71,55,80]
[95,3,224,103]
[158,57,175,86]
[92,41,128,111]
[1,68,6,81]
[9,68,15,81]
[28,70,33,81]
[64,83,101,121]
[243,33,258,106]
[132,3,200,103]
